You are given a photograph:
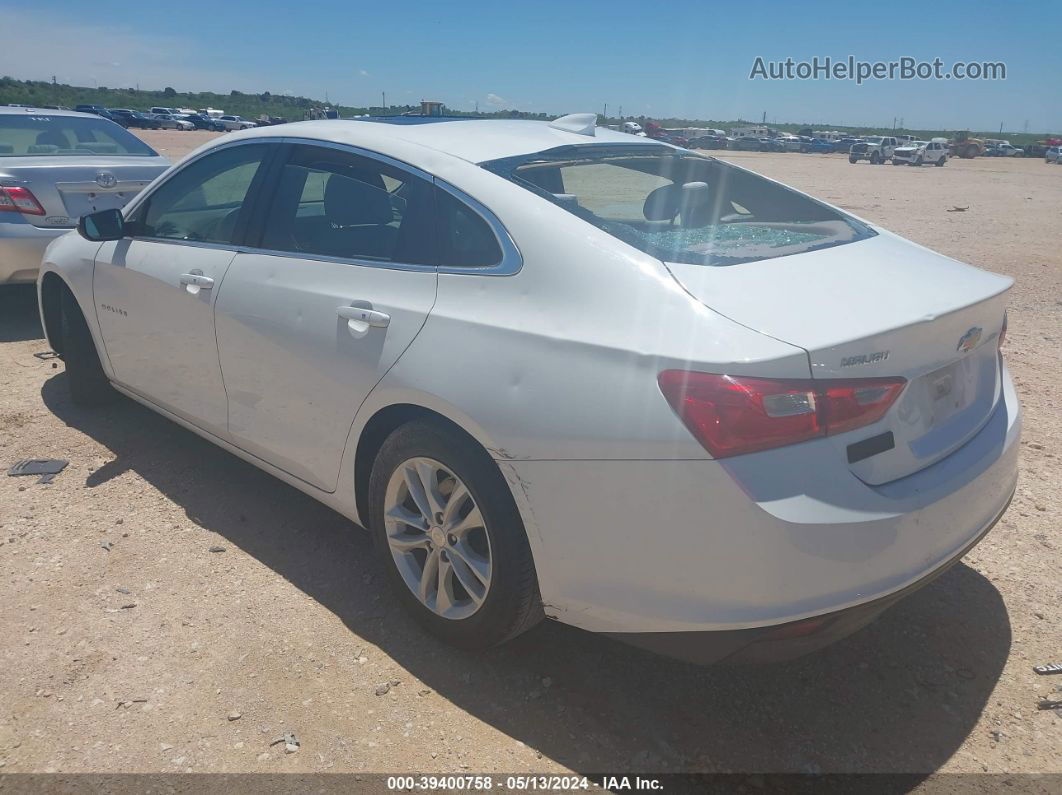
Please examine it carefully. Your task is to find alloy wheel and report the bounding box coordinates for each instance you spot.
[383,457,492,620]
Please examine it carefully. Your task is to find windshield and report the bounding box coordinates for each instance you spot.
[484,146,875,266]
[0,114,158,157]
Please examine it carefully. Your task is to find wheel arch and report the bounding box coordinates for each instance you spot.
[351,402,504,529]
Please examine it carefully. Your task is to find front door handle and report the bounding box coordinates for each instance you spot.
[179,272,214,293]
[337,305,390,330]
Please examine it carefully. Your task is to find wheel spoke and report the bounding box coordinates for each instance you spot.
[436,555,455,614]
[450,505,484,537]
[419,548,440,603]
[402,464,434,522]
[441,480,471,527]
[448,548,488,603]
[386,504,427,532]
[414,460,446,518]
[388,534,430,553]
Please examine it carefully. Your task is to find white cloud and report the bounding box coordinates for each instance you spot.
[359,69,370,77]
[486,92,507,107]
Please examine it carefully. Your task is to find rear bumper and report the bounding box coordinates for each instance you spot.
[507,364,1020,646]
[606,488,1011,664]
[0,223,69,284]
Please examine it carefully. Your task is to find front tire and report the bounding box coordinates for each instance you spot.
[59,286,116,406]
[368,420,542,649]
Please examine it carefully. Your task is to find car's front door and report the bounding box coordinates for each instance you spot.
[213,142,439,491]
[92,142,274,438]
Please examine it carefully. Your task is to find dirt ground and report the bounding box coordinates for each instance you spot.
[1,129,1061,777]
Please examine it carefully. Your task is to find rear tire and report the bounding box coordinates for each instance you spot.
[368,420,543,649]
[848,155,858,163]
[870,151,881,164]
[935,156,945,167]
[60,287,116,406]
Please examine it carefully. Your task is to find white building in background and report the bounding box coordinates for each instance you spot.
[730,125,769,137]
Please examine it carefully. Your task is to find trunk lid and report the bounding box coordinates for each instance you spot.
[665,232,1012,483]
[0,156,169,228]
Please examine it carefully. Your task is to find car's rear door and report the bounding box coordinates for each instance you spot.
[92,141,275,438]
[212,141,439,492]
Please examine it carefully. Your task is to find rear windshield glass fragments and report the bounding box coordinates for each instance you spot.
[482,146,874,266]
[0,115,158,157]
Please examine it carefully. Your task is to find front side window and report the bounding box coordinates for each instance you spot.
[131,143,269,244]
[0,114,158,157]
[484,145,874,267]
[259,144,434,264]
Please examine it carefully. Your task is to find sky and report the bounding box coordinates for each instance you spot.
[1,1,1059,132]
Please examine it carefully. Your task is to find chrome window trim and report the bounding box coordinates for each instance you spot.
[119,134,523,276]
[433,178,522,276]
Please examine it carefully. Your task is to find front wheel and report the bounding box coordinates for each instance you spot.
[368,420,542,649]
[60,286,117,406]
[915,156,924,167]
[935,157,945,167]
[870,151,881,164]
[848,155,858,163]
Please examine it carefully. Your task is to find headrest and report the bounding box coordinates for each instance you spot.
[643,184,680,221]
[324,172,394,226]
[27,144,59,154]
[36,130,70,148]
[678,182,711,228]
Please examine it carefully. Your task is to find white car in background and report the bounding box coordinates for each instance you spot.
[892,139,948,166]
[216,115,257,131]
[1046,146,1062,164]
[37,115,1020,664]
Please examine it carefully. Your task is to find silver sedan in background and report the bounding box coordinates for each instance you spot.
[0,107,169,284]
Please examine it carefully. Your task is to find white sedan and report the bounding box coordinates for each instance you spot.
[37,114,1020,663]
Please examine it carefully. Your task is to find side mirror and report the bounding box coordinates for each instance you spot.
[78,208,125,242]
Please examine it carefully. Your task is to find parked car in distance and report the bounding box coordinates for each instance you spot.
[995,143,1024,157]
[73,105,115,122]
[758,138,786,153]
[107,109,161,130]
[149,107,178,116]
[831,137,864,153]
[0,107,168,285]
[849,135,898,164]
[151,113,194,131]
[802,138,834,154]
[39,114,1019,665]
[730,135,765,151]
[217,115,258,131]
[777,136,804,152]
[687,134,728,150]
[1046,145,1062,164]
[178,113,225,132]
[892,140,948,166]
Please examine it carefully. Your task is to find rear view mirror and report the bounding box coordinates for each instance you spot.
[78,208,125,242]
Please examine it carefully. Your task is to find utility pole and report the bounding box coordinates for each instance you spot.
[382,91,386,111]
[761,110,766,124]
[474,101,479,113]
[999,121,1004,134]
[603,103,607,119]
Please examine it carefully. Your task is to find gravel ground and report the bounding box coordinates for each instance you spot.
[1,130,1060,776]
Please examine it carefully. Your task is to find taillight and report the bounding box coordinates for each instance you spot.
[658,371,906,458]
[0,186,46,216]
[998,312,1007,351]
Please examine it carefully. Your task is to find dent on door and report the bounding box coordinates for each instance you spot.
[213,253,437,492]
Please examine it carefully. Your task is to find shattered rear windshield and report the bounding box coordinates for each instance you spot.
[482,145,875,266]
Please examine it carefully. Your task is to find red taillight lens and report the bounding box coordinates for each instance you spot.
[0,186,46,216]
[998,312,1007,351]
[658,370,906,458]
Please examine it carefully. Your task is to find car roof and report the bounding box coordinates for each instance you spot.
[221,116,668,167]
[0,106,99,119]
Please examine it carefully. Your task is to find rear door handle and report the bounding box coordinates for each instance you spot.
[337,305,390,329]
[179,272,214,291]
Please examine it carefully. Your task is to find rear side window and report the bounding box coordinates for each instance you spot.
[130,143,269,244]
[0,114,157,157]
[435,188,502,268]
[259,144,434,264]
